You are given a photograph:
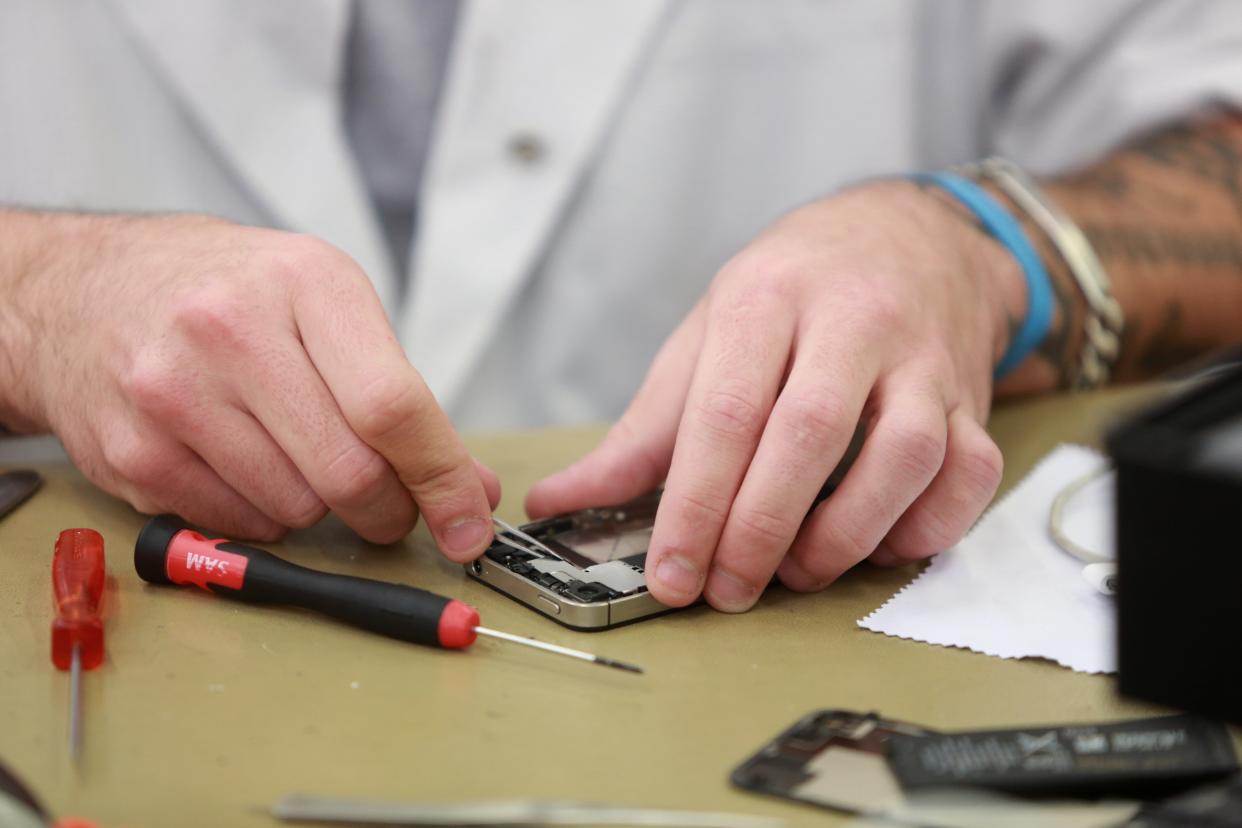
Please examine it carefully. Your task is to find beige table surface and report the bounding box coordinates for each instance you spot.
[0,386,1226,827]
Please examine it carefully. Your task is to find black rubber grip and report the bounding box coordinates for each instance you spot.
[134,516,453,647]
[134,514,184,585]
[217,542,452,646]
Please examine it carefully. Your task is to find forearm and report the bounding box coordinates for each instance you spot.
[0,209,106,432]
[996,114,1242,395]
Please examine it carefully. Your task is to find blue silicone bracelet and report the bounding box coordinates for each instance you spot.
[914,172,1054,380]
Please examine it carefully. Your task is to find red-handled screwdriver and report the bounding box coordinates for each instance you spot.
[133,516,642,674]
[51,529,106,759]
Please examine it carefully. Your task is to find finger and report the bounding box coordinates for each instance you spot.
[234,337,420,546]
[175,405,328,530]
[525,304,705,519]
[703,344,873,612]
[103,430,286,541]
[869,408,1002,566]
[473,458,502,511]
[291,260,493,561]
[778,372,947,591]
[645,292,795,607]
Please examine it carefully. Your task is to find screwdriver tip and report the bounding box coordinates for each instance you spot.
[595,657,644,674]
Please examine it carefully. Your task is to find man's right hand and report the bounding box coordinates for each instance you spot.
[0,212,497,555]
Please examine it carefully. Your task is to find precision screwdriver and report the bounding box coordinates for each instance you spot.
[51,528,106,759]
[133,516,641,674]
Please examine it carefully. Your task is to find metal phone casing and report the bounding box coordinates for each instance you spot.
[466,556,669,630]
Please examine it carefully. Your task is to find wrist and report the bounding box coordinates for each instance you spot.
[980,180,1091,396]
[903,176,1056,389]
[911,182,1030,370]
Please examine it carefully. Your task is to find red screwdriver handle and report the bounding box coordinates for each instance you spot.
[51,529,106,671]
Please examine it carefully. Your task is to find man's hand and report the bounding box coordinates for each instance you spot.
[0,212,497,555]
[527,181,1024,611]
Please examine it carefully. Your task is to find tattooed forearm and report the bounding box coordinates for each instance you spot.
[992,114,1242,395]
[1129,124,1242,219]
[1131,304,1221,376]
[1080,224,1242,274]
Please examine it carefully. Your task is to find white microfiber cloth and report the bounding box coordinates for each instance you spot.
[859,444,1117,674]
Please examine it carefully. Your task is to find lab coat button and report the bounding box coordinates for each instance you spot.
[507,133,546,165]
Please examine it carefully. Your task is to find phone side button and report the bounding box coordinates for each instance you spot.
[535,595,562,615]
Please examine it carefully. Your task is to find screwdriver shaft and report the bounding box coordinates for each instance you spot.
[68,643,82,758]
[473,626,643,674]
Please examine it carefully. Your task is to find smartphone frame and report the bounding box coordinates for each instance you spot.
[465,493,675,631]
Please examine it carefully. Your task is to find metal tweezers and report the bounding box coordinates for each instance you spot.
[271,796,783,828]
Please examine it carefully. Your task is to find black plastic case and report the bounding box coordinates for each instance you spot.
[1106,355,1242,723]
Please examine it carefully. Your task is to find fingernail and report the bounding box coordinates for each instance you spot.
[442,517,490,557]
[655,555,702,596]
[705,568,758,613]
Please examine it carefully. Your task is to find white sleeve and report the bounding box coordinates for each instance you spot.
[977,0,1242,175]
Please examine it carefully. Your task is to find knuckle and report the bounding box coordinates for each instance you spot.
[171,284,254,349]
[710,259,803,323]
[887,423,947,483]
[352,376,428,443]
[889,514,958,560]
[237,520,287,544]
[722,243,804,290]
[818,513,874,566]
[119,356,190,422]
[274,486,328,529]
[733,504,798,547]
[263,233,349,286]
[776,388,852,450]
[782,547,842,590]
[673,487,733,530]
[403,455,471,503]
[125,490,160,516]
[848,290,906,341]
[320,443,391,506]
[695,382,766,443]
[735,267,799,306]
[956,436,1004,497]
[102,433,168,487]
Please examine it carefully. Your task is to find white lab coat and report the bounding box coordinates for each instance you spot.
[2,0,1240,430]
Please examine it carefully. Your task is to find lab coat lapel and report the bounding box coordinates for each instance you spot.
[109,0,398,308]
[404,0,669,410]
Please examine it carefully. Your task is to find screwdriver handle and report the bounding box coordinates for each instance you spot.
[134,516,479,649]
[51,529,105,671]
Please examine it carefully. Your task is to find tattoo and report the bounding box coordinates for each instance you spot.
[1080,224,1242,274]
[1058,166,1131,198]
[1131,124,1242,220]
[1135,303,1217,376]
[1003,116,1242,391]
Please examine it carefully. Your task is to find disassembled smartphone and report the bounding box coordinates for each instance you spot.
[730,710,1207,824]
[731,709,936,816]
[467,457,855,631]
[466,491,666,630]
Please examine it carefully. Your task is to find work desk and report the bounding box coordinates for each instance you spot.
[0,386,1216,827]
